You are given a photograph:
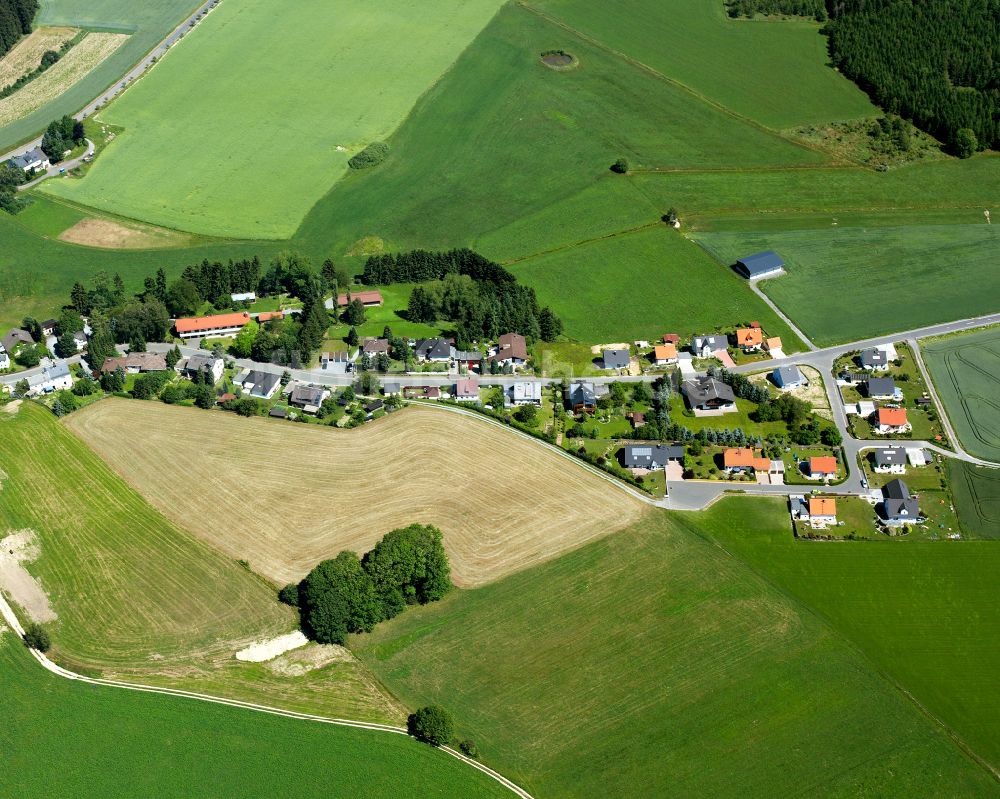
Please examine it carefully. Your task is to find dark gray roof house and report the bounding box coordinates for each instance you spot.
[681,376,736,411]
[8,147,48,171]
[690,334,728,356]
[735,251,785,280]
[881,478,921,525]
[873,447,907,469]
[568,381,596,411]
[859,347,889,370]
[245,370,280,399]
[289,384,326,409]
[866,377,897,398]
[414,338,453,361]
[269,406,288,419]
[602,348,630,370]
[621,444,685,469]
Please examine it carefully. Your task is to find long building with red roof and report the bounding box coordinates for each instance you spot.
[175,312,252,339]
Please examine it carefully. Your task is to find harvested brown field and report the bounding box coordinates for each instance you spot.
[0,26,78,88]
[0,32,128,126]
[58,217,195,249]
[66,400,647,587]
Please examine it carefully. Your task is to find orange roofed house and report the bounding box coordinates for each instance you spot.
[736,327,763,352]
[808,497,837,528]
[652,343,678,365]
[175,312,251,339]
[808,456,839,481]
[874,407,911,434]
[723,447,772,475]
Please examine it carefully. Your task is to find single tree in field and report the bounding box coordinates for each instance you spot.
[22,623,51,652]
[346,326,359,347]
[407,705,454,747]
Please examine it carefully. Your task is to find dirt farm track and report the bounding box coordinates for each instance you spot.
[66,400,646,587]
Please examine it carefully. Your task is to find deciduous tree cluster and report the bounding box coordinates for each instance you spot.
[294,524,452,645]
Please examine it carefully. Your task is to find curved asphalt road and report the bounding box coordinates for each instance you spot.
[0,591,534,799]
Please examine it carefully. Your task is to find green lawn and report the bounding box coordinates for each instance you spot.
[42,0,508,238]
[0,401,399,723]
[527,0,875,128]
[0,634,509,798]
[922,327,1000,462]
[353,508,996,797]
[948,460,1000,540]
[511,226,807,347]
[693,496,1000,777]
[0,0,204,150]
[692,223,1000,346]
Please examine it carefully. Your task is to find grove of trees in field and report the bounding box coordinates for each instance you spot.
[363,248,563,345]
[287,524,452,646]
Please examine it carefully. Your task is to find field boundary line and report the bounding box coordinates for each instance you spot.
[501,220,661,265]
[0,592,534,798]
[516,0,849,164]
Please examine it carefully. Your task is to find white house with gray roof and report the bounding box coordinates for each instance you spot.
[7,147,49,172]
[691,335,728,358]
[872,447,906,474]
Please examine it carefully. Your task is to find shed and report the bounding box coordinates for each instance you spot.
[735,251,785,280]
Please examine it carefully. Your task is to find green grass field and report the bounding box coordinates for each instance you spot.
[42,0,508,238]
[693,497,1000,777]
[922,327,1000,462]
[509,226,806,347]
[292,3,828,259]
[0,401,400,723]
[0,0,203,150]
[0,634,509,799]
[948,460,1000,541]
[527,0,875,128]
[693,224,1000,346]
[354,508,996,797]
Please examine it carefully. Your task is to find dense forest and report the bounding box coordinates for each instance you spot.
[826,0,999,152]
[0,0,36,59]
[726,0,826,19]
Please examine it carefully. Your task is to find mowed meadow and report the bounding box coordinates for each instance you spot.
[0,401,402,723]
[355,504,998,797]
[0,633,511,799]
[42,0,508,238]
[65,399,648,587]
[922,326,1000,462]
[696,498,1000,779]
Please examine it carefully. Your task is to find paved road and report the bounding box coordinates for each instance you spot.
[0,591,534,799]
[1,0,220,166]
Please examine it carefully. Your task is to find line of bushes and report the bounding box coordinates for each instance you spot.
[0,31,82,99]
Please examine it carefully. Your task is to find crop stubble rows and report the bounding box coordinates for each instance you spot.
[66,400,647,587]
